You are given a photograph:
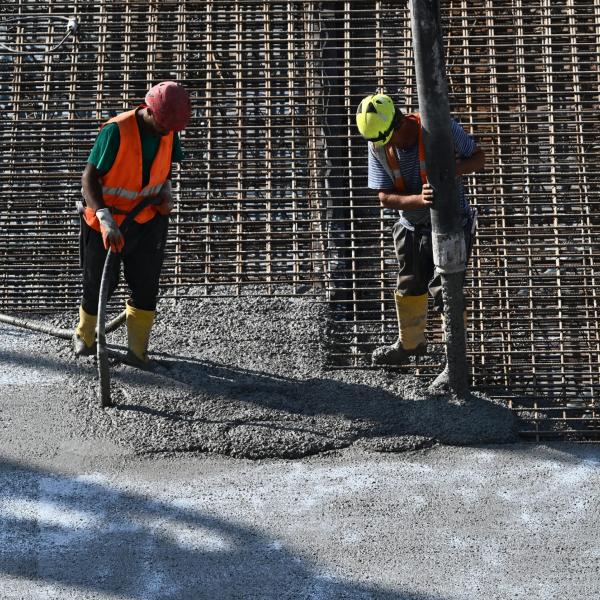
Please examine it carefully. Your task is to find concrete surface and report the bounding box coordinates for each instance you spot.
[0,295,598,599]
[0,291,518,460]
[1,442,599,599]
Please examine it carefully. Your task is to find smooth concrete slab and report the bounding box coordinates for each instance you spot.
[0,444,599,600]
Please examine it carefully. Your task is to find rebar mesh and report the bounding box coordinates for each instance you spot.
[0,0,598,438]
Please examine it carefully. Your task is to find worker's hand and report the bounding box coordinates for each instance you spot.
[156,180,174,216]
[95,208,125,253]
[420,182,434,207]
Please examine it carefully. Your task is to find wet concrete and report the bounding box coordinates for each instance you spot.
[0,288,518,459]
[1,293,597,599]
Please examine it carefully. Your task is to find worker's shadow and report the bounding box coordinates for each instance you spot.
[0,456,449,600]
[112,348,519,450]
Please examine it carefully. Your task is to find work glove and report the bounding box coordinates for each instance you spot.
[156,180,174,216]
[95,208,125,253]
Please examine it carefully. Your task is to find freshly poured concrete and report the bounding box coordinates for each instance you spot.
[0,293,598,598]
[0,291,518,459]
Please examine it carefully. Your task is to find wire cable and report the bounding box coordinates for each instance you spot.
[0,14,78,55]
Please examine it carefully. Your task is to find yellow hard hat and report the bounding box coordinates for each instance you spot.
[355,93,397,146]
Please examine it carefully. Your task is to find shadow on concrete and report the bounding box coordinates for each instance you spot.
[0,457,453,600]
[0,348,83,378]
[0,341,518,458]
[112,351,519,449]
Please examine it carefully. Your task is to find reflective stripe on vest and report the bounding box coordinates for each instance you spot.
[382,113,427,193]
[101,182,164,201]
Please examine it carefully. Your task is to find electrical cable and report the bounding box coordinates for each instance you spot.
[0,14,79,55]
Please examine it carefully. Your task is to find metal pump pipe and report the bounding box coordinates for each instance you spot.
[409,0,469,396]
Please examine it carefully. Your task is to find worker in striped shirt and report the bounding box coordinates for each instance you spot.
[356,93,485,366]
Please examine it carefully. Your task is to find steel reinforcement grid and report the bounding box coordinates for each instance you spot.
[0,1,598,439]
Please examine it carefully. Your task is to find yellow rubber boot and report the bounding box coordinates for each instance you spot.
[396,293,428,350]
[125,301,155,369]
[73,305,97,356]
[372,292,428,366]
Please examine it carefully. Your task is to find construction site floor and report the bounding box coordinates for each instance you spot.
[0,293,598,598]
[1,431,598,598]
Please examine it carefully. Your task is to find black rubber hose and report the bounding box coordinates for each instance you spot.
[96,247,115,407]
[96,197,159,408]
[0,310,126,339]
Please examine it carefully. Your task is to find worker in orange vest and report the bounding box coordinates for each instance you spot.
[73,81,191,369]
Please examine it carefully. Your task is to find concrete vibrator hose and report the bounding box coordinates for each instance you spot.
[96,196,159,408]
[0,311,126,339]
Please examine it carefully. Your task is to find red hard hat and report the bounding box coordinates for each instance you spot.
[145,81,191,132]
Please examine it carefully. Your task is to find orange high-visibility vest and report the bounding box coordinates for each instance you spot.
[383,113,427,192]
[84,108,173,230]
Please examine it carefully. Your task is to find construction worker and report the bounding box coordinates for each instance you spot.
[356,93,485,366]
[73,81,191,368]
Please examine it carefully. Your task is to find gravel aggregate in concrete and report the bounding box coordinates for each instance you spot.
[1,297,598,600]
[1,287,518,459]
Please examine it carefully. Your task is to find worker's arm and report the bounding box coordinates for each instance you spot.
[156,178,174,216]
[81,162,124,252]
[455,147,485,176]
[81,162,106,213]
[378,182,434,210]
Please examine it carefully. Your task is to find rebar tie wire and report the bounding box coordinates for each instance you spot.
[0,15,79,55]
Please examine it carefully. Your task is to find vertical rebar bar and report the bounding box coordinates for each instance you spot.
[234,0,244,294]
[204,0,214,292]
[541,0,566,393]
[263,2,273,294]
[514,0,534,394]
[287,1,300,294]
[343,1,359,365]
[173,1,187,294]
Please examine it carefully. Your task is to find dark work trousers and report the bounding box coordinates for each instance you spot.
[80,214,169,315]
[392,218,473,313]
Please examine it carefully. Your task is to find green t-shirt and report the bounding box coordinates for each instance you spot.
[87,120,184,187]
